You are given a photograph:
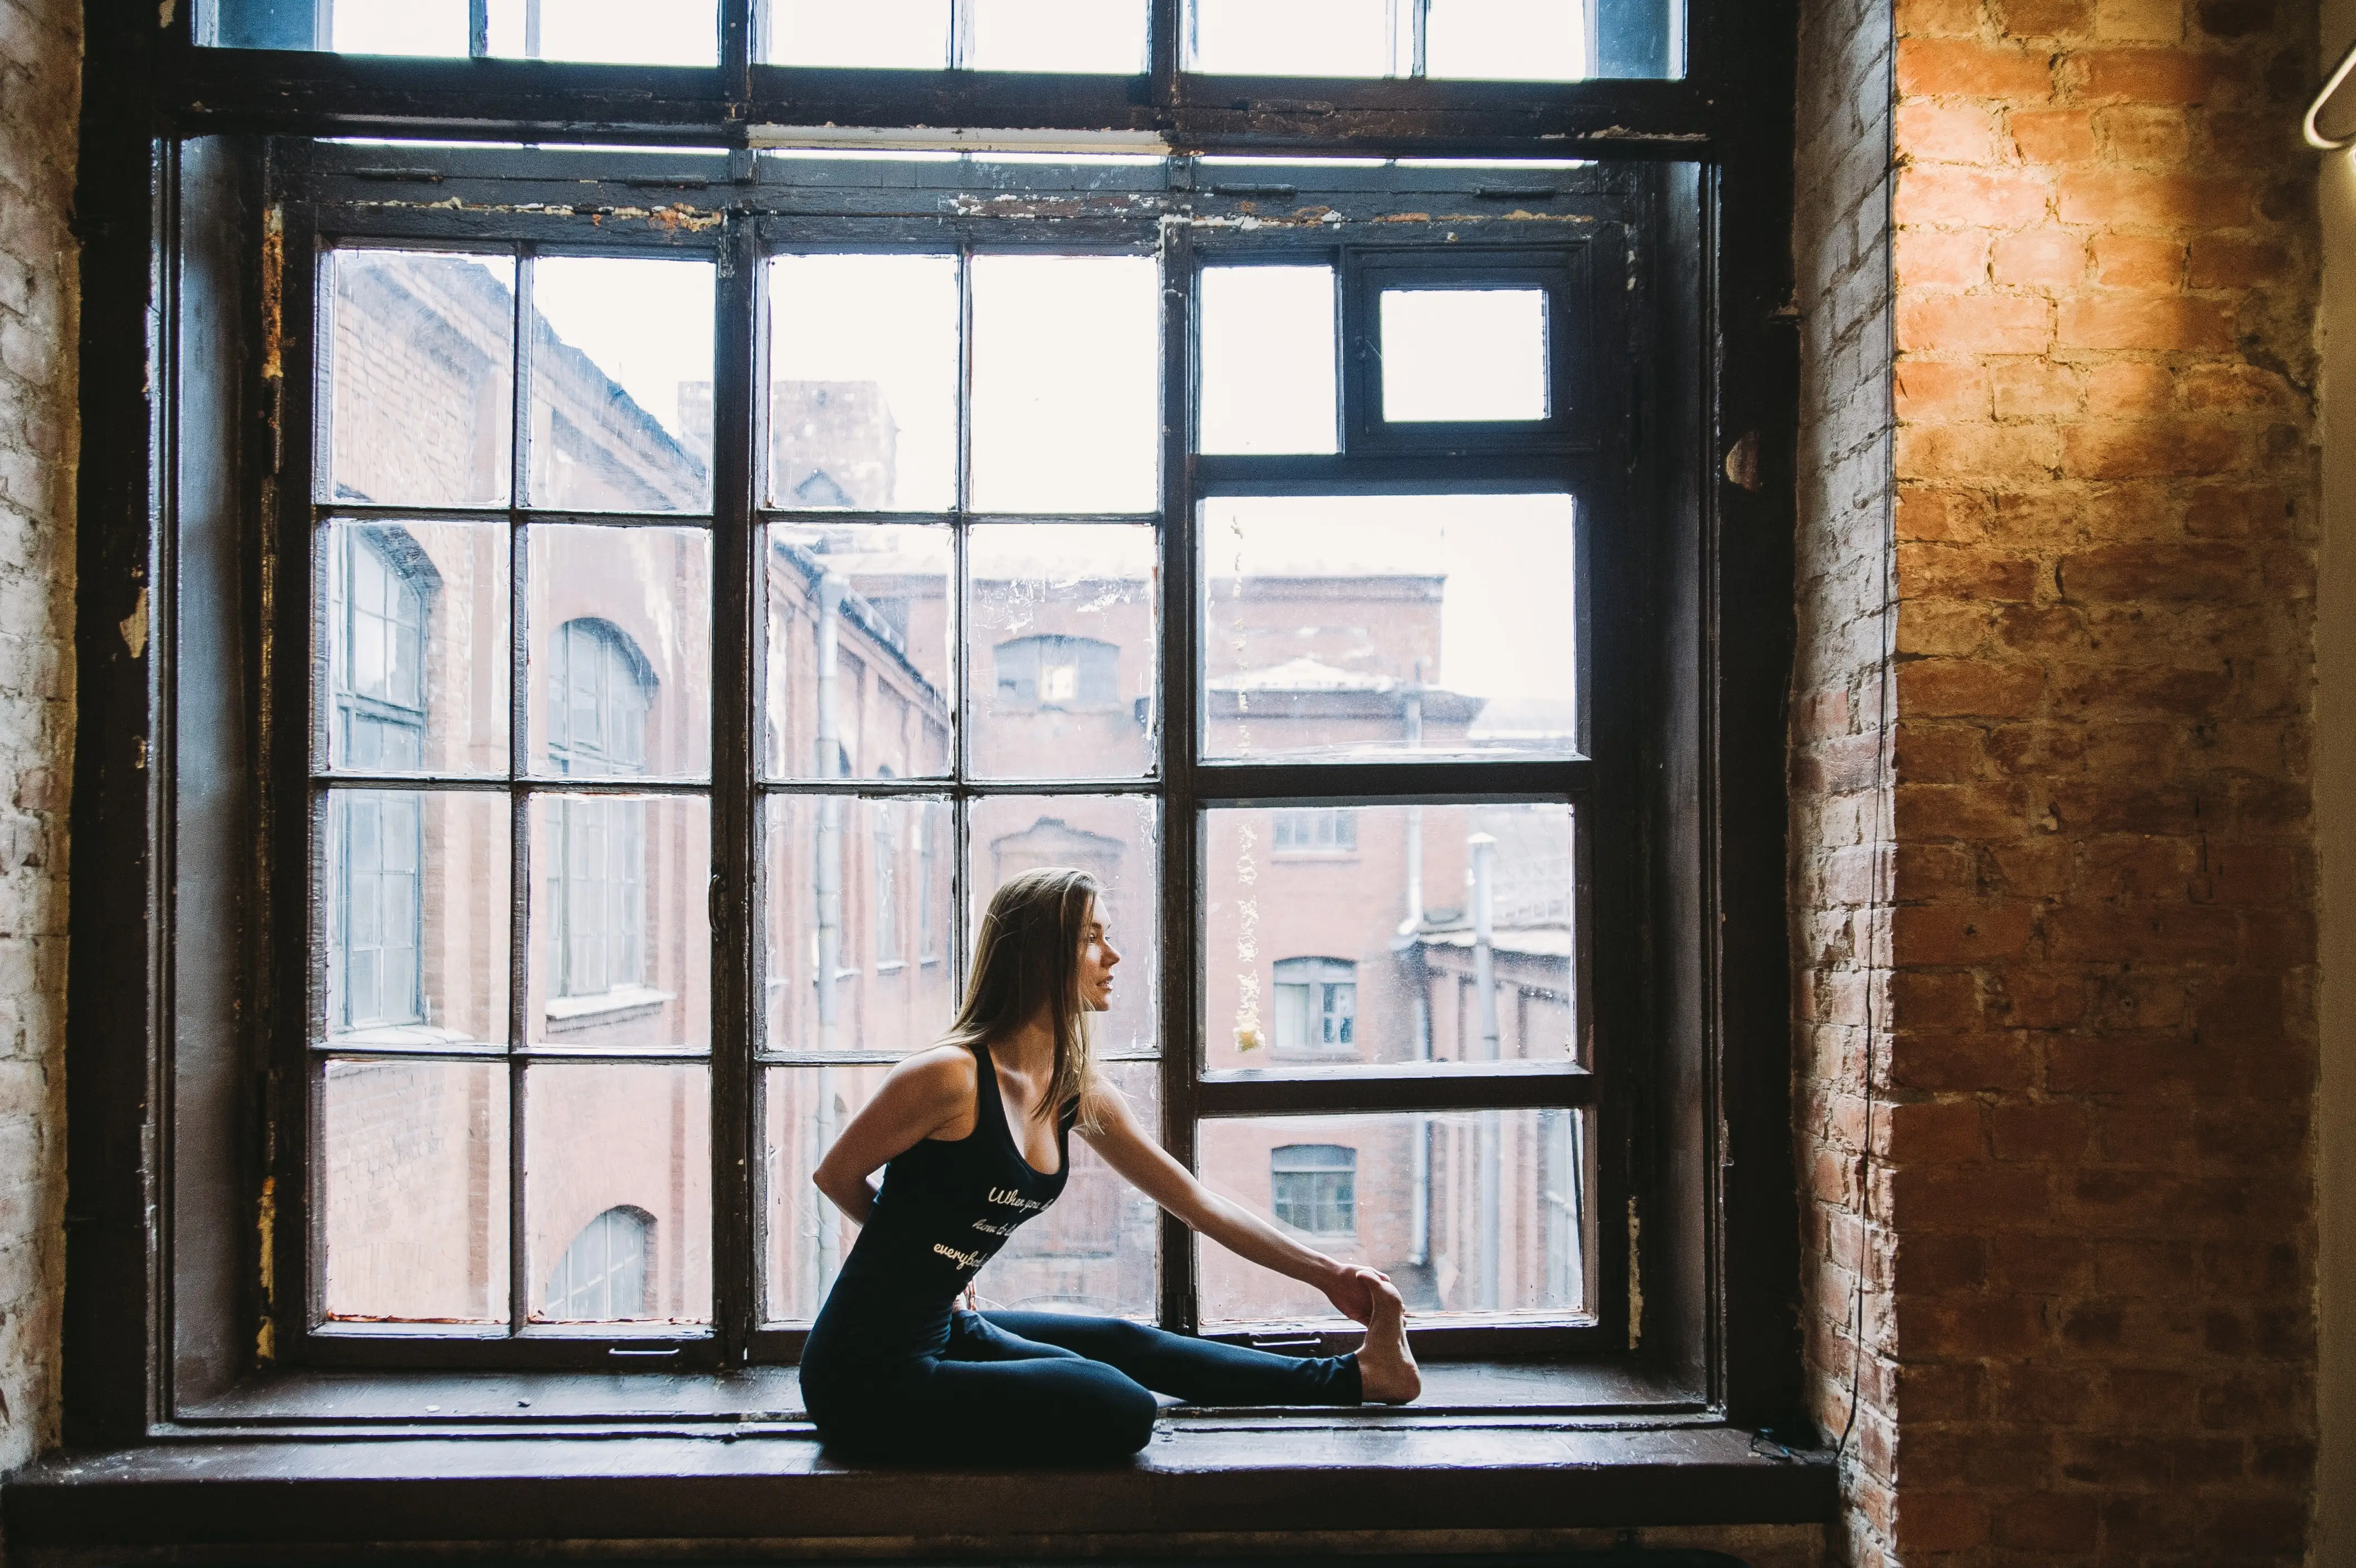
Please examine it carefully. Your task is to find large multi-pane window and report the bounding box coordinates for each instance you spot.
[293,154,1619,1357]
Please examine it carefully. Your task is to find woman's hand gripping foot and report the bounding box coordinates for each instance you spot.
[1354,1272,1421,1405]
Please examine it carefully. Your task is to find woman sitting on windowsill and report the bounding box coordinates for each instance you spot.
[805,865,1420,1463]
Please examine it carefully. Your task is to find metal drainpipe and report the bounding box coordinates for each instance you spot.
[1471,831,1501,1311]
[812,572,847,1293]
[1402,675,1430,1268]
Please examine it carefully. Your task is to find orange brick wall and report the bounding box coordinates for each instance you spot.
[1797,0,2320,1562]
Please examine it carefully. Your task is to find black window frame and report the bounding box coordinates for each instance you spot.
[69,0,1801,1445]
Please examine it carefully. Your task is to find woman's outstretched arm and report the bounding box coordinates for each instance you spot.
[811,1046,976,1225]
[1078,1078,1385,1323]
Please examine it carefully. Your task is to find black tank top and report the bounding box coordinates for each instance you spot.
[822,1040,1076,1318]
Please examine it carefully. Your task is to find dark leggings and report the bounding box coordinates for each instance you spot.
[802,1308,1361,1462]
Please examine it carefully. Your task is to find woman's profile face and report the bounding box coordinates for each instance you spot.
[1077,897,1121,1012]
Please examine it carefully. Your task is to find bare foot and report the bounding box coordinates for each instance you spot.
[1355,1274,1420,1404]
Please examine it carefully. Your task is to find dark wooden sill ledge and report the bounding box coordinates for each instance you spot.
[3,1420,1834,1561]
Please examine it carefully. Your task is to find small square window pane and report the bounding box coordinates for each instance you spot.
[969,255,1160,514]
[321,788,511,1048]
[1379,289,1550,423]
[528,257,713,512]
[1186,0,1394,76]
[1200,495,1577,763]
[526,1063,711,1323]
[763,524,954,780]
[320,519,511,777]
[764,1061,1159,1324]
[970,0,1149,72]
[967,794,1160,1054]
[1205,802,1574,1069]
[1197,266,1337,456]
[761,794,956,1053]
[760,0,950,67]
[328,0,471,55]
[320,1058,511,1324]
[321,251,515,509]
[526,793,711,1053]
[526,525,712,782]
[1425,0,1588,80]
[768,255,959,512]
[1197,1109,1592,1325]
[968,524,1157,780]
[485,0,719,64]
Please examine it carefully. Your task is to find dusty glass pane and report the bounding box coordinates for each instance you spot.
[1186,0,1394,76]
[1197,1108,1591,1325]
[528,257,714,512]
[764,1061,1159,1323]
[1425,0,1587,80]
[1197,266,1337,456]
[761,793,957,1054]
[1200,494,1577,762]
[766,255,959,512]
[966,793,1159,1054]
[1203,802,1574,1069]
[320,1058,511,1324]
[526,525,713,782]
[526,793,712,1053]
[764,523,954,780]
[328,0,471,54]
[967,523,1157,779]
[760,0,950,66]
[485,0,720,63]
[322,788,510,1049]
[969,255,1160,514]
[969,0,1149,72]
[321,250,515,509]
[525,1063,712,1323]
[320,519,511,777]
[1379,289,1550,423]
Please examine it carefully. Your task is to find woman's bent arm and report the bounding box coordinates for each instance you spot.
[1079,1079,1381,1323]
[811,1046,976,1225]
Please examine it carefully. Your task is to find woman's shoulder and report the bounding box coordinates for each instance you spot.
[889,1042,980,1105]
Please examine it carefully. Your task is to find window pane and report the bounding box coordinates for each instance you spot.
[485,0,720,63]
[1206,802,1573,1069]
[320,519,511,776]
[320,1058,511,1324]
[763,523,954,780]
[322,251,515,509]
[525,1063,712,1323]
[528,257,714,512]
[329,0,471,55]
[322,788,510,1048]
[765,1060,1158,1323]
[1425,0,1587,80]
[967,794,1159,1054]
[1185,0,1394,76]
[969,255,1159,514]
[1201,495,1577,763]
[1197,266,1337,456]
[1198,1108,1592,1325]
[761,794,956,1053]
[526,793,711,1053]
[969,0,1149,72]
[767,255,959,512]
[1379,289,1550,423]
[968,523,1157,780]
[526,525,712,782]
[760,0,950,66]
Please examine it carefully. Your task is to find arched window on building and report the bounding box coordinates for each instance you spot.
[1270,1144,1357,1238]
[1272,957,1357,1059]
[330,527,432,1032]
[544,1205,653,1321]
[547,618,655,1000]
[994,633,1120,709]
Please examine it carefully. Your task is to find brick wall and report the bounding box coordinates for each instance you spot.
[1797,0,2321,1562]
[0,0,76,1473]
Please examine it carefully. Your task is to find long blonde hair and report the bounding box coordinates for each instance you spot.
[939,867,1102,1127]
